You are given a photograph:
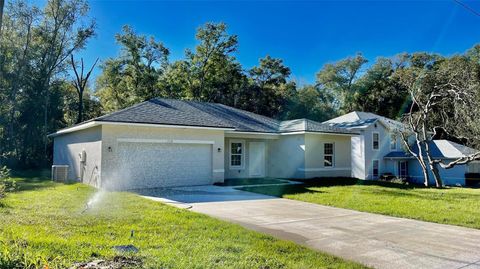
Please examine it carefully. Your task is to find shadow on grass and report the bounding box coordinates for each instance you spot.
[293,177,421,189]
[13,177,56,192]
[11,169,51,179]
[9,170,77,192]
[237,177,428,197]
[215,178,290,187]
[237,184,324,197]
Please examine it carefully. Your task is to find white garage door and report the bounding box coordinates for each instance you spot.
[115,142,212,189]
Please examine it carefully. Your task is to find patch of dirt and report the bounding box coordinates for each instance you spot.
[71,256,142,269]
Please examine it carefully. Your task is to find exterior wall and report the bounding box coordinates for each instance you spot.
[267,134,306,179]
[225,133,355,179]
[100,125,225,189]
[224,137,270,179]
[303,133,352,178]
[53,126,102,187]
[383,159,398,175]
[408,159,466,186]
[361,122,402,180]
[351,135,365,179]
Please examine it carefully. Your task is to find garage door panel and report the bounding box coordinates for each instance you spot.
[114,142,212,189]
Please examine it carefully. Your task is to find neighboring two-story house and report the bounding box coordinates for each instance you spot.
[325,111,480,186]
[324,112,404,180]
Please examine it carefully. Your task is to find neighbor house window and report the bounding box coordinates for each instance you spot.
[372,160,379,178]
[373,132,379,150]
[324,143,334,167]
[390,134,397,150]
[230,140,244,168]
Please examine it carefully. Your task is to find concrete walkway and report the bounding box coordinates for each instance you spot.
[141,186,480,269]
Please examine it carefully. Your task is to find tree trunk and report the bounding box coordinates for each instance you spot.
[43,77,51,160]
[76,90,83,124]
[424,139,443,187]
[415,139,430,187]
[0,0,4,36]
[429,161,443,188]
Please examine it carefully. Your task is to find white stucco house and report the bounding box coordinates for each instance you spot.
[324,112,480,186]
[50,98,358,190]
[50,99,479,189]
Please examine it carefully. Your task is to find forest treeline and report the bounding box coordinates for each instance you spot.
[1,0,479,168]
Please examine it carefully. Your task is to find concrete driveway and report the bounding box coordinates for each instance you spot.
[140,185,480,269]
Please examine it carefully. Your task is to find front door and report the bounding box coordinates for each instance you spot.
[249,142,265,177]
[399,161,408,178]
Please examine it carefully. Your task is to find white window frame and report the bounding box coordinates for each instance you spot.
[323,142,335,168]
[372,159,379,179]
[372,132,380,151]
[390,134,397,150]
[229,139,245,169]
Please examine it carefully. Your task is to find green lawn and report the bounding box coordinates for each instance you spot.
[0,175,366,269]
[238,178,480,229]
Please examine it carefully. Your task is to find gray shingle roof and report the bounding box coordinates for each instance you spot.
[92,98,357,135]
[384,140,478,160]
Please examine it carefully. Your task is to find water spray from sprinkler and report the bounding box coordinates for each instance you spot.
[81,200,93,214]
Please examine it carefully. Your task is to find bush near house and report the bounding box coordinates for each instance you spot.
[0,166,15,199]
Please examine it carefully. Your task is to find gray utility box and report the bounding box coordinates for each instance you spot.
[51,165,69,182]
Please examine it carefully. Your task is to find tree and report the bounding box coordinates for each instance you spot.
[285,85,337,122]
[96,25,169,112]
[396,54,480,187]
[0,0,95,167]
[34,0,95,160]
[236,55,296,118]
[0,1,39,160]
[354,57,408,119]
[186,22,240,101]
[70,54,98,123]
[61,82,101,126]
[316,53,367,113]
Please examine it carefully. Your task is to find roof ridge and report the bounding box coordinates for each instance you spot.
[95,99,151,121]
[353,111,362,120]
[215,103,282,125]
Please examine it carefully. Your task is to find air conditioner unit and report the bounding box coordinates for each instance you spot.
[52,165,69,182]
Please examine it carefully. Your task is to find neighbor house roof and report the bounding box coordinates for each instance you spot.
[384,151,415,159]
[323,111,404,130]
[51,98,358,136]
[384,140,478,160]
[277,118,355,134]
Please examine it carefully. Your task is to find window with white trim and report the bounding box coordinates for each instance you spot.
[230,141,244,168]
[373,132,379,150]
[390,134,397,150]
[372,160,379,178]
[324,143,334,167]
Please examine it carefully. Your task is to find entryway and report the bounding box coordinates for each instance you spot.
[249,142,265,177]
[399,160,408,178]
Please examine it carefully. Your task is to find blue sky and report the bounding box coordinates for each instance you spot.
[36,0,480,85]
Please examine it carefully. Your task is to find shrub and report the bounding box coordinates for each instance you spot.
[0,166,15,199]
